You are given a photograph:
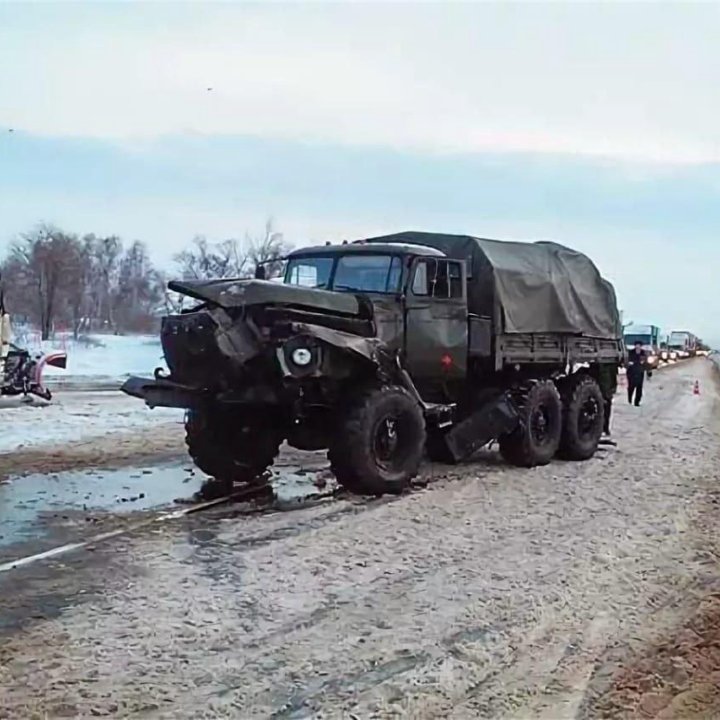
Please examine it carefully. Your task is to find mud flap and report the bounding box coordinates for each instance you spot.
[443,393,519,462]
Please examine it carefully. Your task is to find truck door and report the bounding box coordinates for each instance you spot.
[404,257,468,386]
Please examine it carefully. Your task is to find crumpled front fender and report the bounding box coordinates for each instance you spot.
[291,322,387,365]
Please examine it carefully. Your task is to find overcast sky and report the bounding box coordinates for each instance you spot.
[1,2,719,342]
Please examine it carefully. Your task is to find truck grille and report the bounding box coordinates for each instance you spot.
[161,311,227,387]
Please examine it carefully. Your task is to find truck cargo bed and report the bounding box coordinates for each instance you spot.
[496,333,623,368]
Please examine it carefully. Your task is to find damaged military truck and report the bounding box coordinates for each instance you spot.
[122,231,623,496]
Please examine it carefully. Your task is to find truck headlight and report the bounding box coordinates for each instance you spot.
[291,348,313,367]
[279,335,321,377]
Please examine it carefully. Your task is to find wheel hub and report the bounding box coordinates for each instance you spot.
[579,398,599,436]
[375,417,399,462]
[531,406,550,444]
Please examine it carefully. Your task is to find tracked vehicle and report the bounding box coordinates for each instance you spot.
[123,232,623,495]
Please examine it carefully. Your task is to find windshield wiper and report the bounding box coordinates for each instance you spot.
[333,284,365,293]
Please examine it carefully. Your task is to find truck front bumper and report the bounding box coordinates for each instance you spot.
[121,375,204,409]
[121,374,282,409]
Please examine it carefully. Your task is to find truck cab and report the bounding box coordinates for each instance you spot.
[280,241,469,401]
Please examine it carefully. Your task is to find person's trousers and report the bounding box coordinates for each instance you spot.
[603,397,612,433]
[627,376,644,406]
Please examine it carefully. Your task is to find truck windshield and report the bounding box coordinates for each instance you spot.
[624,334,652,346]
[285,256,333,289]
[285,254,402,293]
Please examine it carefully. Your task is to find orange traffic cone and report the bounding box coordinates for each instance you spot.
[693,380,700,395]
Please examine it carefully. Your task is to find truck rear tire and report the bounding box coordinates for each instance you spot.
[557,375,604,460]
[329,386,426,495]
[499,380,562,467]
[185,408,282,489]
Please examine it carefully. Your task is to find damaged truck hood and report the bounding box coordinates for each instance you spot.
[169,279,362,316]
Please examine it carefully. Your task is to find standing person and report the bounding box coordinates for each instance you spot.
[598,362,618,444]
[626,340,647,407]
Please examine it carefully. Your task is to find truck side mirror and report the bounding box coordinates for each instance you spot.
[254,265,266,280]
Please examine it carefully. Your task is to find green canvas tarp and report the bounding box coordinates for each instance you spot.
[364,231,622,339]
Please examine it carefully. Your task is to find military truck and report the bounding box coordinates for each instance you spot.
[122,231,623,496]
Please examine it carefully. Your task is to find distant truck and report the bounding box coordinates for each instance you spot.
[623,324,662,371]
[668,330,697,358]
[123,231,624,496]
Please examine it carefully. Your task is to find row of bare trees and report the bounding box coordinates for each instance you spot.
[0,219,291,340]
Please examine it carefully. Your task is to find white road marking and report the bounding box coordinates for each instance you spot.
[0,493,236,574]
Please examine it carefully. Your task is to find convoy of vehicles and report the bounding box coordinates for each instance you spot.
[123,231,625,496]
[623,324,662,371]
[668,330,698,358]
[622,326,708,366]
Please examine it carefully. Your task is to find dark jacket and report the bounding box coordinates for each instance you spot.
[626,349,646,380]
[598,362,618,400]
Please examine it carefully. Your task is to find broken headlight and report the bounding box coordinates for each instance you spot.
[278,335,321,377]
[291,348,313,367]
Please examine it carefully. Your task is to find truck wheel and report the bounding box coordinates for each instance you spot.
[558,375,605,460]
[329,386,426,495]
[499,380,562,467]
[185,408,282,489]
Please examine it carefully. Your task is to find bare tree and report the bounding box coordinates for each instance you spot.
[246,217,291,278]
[2,227,165,338]
[114,241,162,332]
[94,236,123,331]
[64,238,94,339]
[174,219,291,281]
[0,218,291,338]
[174,235,248,280]
[9,225,80,340]
[153,270,185,314]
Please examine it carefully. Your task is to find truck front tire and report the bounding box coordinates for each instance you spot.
[185,408,282,490]
[329,386,426,495]
[557,375,605,460]
[499,380,562,467]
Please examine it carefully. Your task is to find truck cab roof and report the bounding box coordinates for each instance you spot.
[286,241,446,259]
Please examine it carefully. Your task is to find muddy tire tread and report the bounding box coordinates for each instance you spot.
[498,379,562,468]
[328,386,426,496]
[185,410,281,486]
[557,374,605,461]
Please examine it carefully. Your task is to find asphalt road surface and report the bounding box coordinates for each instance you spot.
[1,360,719,719]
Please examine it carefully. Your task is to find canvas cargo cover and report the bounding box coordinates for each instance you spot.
[364,231,621,339]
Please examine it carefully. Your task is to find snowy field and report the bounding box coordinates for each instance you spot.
[33,333,168,386]
[0,334,178,454]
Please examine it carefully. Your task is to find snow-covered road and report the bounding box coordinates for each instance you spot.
[1,360,719,719]
[0,390,182,455]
